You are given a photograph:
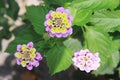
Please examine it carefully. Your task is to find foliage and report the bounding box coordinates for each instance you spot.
[0,0,119,76]
[6,26,42,54]
[0,0,19,50]
[66,0,119,10]
[46,44,73,75]
[27,6,50,35]
[90,10,120,32]
[84,27,119,75]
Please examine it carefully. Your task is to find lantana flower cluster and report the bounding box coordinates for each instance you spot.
[14,7,101,73]
[44,7,73,38]
[72,49,100,73]
[14,42,43,70]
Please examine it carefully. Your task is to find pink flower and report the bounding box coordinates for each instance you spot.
[27,42,33,48]
[17,45,22,52]
[44,7,73,38]
[16,59,21,65]
[30,59,40,67]
[35,52,43,60]
[33,61,40,67]
[14,42,43,70]
[27,64,33,70]
[72,49,101,73]
[74,51,80,57]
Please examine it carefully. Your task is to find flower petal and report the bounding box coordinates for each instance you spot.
[30,53,35,58]
[27,64,33,70]
[67,28,72,35]
[34,61,39,67]
[30,48,36,53]
[62,33,68,38]
[84,66,91,73]
[17,45,22,52]
[35,52,43,60]
[27,42,33,48]
[31,59,39,67]
[56,7,65,12]
[49,32,55,37]
[46,26,51,31]
[21,61,27,67]
[15,52,22,58]
[68,16,73,22]
[16,59,21,65]
[21,45,27,51]
[55,33,62,38]
[65,9,70,14]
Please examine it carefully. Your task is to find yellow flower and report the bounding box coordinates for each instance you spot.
[61,13,67,19]
[56,12,61,18]
[56,27,61,33]
[30,48,36,53]
[16,52,22,58]
[21,61,26,67]
[21,45,27,51]
[62,19,68,24]
[65,23,70,28]
[61,27,67,33]
[30,53,35,58]
[47,20,53,25]
[51,27,56,33]
[51,12,57,18]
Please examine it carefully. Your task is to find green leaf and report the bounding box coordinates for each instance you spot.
[84,27,112,53]
[64,38,82,53]
[66,2,92,26]
[0,17,11,39]
[68,0,119,10]
[0,0,5,9]
[44,0,73,6]
[6,26,41,54]
[65,0,119,26]
[72,9,92,26]
[98,41,120,74]
[6,0,19,20]
[66,6,92,26]
[118,67,120,78]
[46,44,73,75]
[90,10,120,32]
[112,38,120,50]
[34,40,51,56]
[109,39,120,69]
[84,26,116,75]
[27,6,50,35]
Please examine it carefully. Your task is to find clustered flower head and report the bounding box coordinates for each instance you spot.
[14,42,43,70]
[72,49,101,73]
[44,7,73,38]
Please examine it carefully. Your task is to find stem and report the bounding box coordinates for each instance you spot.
[81,26,85,34]
[83,25,89,31]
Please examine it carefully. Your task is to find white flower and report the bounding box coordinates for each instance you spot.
[72,49,101,73]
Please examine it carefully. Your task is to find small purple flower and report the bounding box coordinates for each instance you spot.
[27,64,33,70]
[44,7,73,38]
[27,42,33,48]
[72,49,101,73]
[17,45,22,52]
[14,42,43,70]
[16,59,21,65]
[35,52,43,60]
